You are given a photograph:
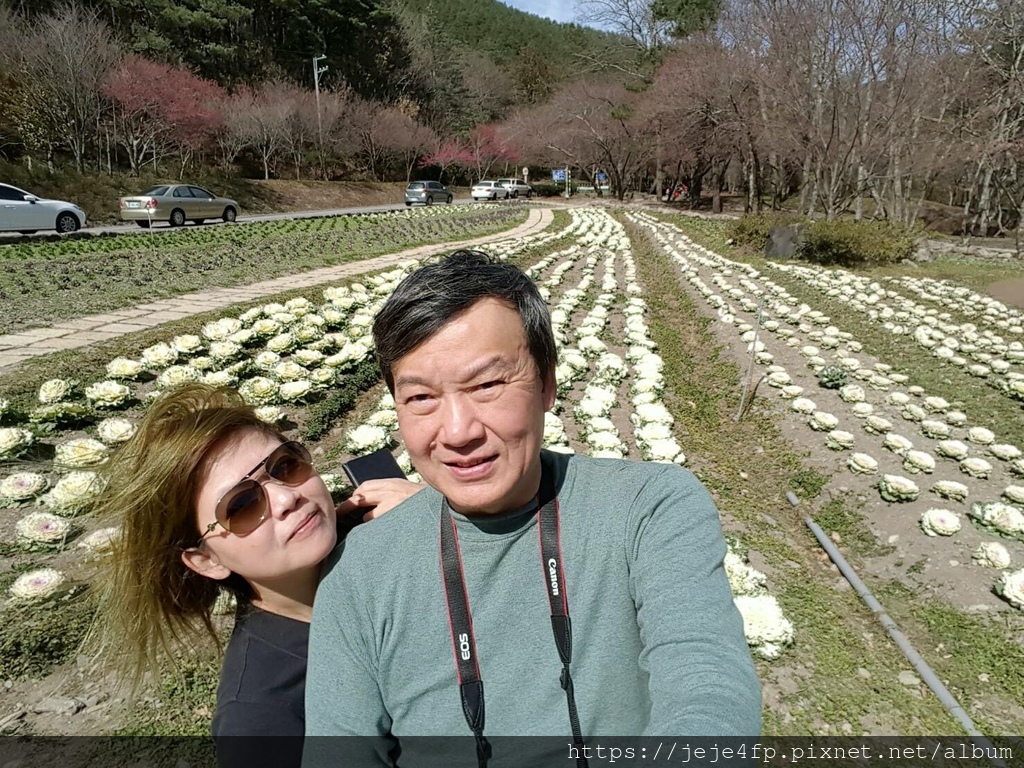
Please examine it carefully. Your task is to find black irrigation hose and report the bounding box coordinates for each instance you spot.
[789,491,1007,766]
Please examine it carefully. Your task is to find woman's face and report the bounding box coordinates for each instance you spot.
[189,429,337,589]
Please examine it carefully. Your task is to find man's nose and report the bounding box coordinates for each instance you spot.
[439,395,485,446]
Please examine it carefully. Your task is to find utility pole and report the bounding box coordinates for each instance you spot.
[312,54,328,178]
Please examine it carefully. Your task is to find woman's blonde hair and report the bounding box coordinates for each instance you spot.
[91,383,282,693]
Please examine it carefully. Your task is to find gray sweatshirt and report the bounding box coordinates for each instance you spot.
[304,451,761,757]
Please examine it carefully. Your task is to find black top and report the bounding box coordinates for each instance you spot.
[213,606,308,768]
[214,605,309,736]
[211,514,362,768]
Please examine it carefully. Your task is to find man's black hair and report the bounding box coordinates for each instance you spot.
[372,249,556,392]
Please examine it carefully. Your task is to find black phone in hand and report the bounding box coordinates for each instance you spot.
[342,448,406,486]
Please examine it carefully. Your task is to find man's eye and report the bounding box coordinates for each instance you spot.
[407,393,433,403]
[479,380,503,390]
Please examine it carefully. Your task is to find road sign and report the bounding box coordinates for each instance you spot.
[597,172,607,182]
[522,166,529,180]
[552,169,566,182]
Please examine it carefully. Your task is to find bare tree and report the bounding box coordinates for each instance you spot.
[17,2,121,171]
[518,78,654,200]
[224,83,291,180]
[576,0,672,53]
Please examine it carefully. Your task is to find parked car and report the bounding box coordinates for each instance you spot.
[0,183,86,234]
[118,184,238,227]
[470,181,510,201]
[496,178,533,198]
[405,180,453,206]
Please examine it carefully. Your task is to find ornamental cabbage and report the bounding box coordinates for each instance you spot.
[972,542,1011,569]
[920,509,961,537]
[878,474,920,502]
[930,480,969,502]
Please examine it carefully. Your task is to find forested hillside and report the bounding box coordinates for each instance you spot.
[400,0,615,62]
[2,0,616,101]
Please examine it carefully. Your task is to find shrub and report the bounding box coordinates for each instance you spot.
[530,181,576,198]
[799,219,917,267]
[728,212,805,250]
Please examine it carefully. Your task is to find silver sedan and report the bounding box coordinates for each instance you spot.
[118,184,239,228]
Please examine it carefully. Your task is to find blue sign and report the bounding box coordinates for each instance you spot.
[597,172,607,182]
[552,169,566,182]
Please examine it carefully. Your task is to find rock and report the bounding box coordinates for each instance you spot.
[81,692,109,708]
[834,578,851,592]
[785,560,801,570]
[898,671,921,687]
[857,668,871,679]
[739,471,749,480]
[949,560,959,567]
[966,604,991,613]
[31,697,84,715]
[2,680,11,690]
[830,532,842,543]
[900,259,919,268]
[765,225,804,259]
[760,513,779,527]
[887,534,899,544]
[979,673,990,683]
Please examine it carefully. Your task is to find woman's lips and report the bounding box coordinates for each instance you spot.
[289,510,319,540]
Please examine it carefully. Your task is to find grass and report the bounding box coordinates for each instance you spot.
[0,204,556,732]
[631,210,1024,735]
[4,204,1020,736]
[0,206,528,334]
[814,496,895,558]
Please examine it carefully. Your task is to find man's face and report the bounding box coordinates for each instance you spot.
[392,297,555,515]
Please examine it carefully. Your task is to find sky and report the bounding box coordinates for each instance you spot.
[496,0,586,26]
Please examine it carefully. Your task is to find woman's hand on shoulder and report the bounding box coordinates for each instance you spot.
[336,478,425,522]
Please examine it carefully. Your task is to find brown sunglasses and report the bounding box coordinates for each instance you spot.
[199,441,314,542]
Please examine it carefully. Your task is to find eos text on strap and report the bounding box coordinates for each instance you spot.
[438,466,589,768]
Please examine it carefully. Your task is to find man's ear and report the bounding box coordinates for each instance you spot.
[181,546,232,581]
[542,366,557,411]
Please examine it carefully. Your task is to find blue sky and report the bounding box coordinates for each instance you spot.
[496,0,584,26]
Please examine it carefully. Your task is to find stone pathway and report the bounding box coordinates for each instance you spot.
[0,206,555,373]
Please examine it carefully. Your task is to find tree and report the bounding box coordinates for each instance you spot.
[377,107,437,182]
[103,56,225,175]
[518,78,653,199]
[16,2,121,171]
[420,140,474,184]
[223,83,291,180]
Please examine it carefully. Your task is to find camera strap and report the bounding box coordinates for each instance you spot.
[439,464,588,768]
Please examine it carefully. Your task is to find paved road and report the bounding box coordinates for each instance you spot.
[0,197,504,240]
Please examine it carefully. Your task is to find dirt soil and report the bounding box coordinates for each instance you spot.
[986,278,1024,310]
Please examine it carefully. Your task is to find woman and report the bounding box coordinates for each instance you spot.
[92,383,418,759]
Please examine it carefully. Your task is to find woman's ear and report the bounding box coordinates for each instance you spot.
[181,546,232,581]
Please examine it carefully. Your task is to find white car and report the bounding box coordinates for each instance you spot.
[471,181,510,201]
[496,178,533,198]
[0,183,86,234]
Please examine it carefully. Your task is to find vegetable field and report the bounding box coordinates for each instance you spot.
[0,205,1021,741]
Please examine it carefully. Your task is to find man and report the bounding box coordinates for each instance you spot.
[304,250,761,763]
